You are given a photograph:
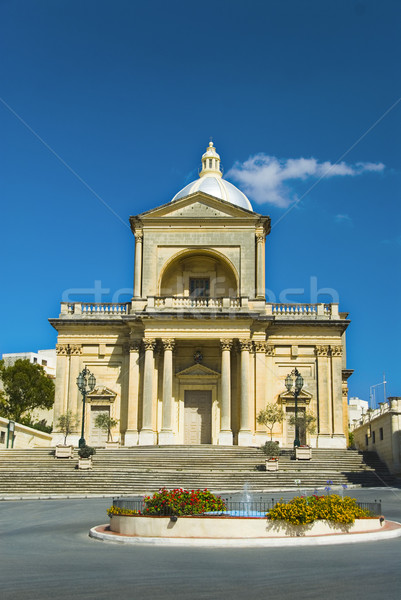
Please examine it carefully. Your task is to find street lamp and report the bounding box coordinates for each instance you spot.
[76,366,96,448]
[285,368,304,447]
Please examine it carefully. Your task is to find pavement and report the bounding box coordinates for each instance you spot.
[1,487,401,600]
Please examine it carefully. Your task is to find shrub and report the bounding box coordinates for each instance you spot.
[143,488,226,516]
[78,445,96,459]
[261,441,280,458]
[107,506,140,517]
[267,494,372,525]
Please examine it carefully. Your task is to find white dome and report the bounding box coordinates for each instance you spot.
[171,142,253,211]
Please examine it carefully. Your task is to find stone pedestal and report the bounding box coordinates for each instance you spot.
[138,429,156,445]
[123,431,139,446]
[218,430,233,445]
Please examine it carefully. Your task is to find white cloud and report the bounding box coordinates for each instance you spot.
[226,154,385,207]
[335,214,353,226]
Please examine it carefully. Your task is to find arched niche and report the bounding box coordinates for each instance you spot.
[158,249,239,298]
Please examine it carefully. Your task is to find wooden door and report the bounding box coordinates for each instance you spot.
[285,407,306,446]
[89,406,109,446]
[184,391,212,444]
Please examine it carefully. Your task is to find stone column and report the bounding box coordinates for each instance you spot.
[315,345,332,447]
[219,339,233,445]
[69,344,82,417]
[254,342,267,442]
[139,338,156,445]
[238,340,253,446]
[159,339,175,445]
[52,344,70,445]
[256,230,265,298]
[330,345,347,447]
[133,230,143,298]
[125,340,141,446]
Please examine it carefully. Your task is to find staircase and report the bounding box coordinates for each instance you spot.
[0,446,397,496]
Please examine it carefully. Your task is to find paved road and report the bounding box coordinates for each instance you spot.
[1,488,401,600]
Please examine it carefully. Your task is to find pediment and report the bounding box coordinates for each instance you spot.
[176,363,221,379]
[279,389,312,404]
[87,385,117,400]
[134,192,260,221]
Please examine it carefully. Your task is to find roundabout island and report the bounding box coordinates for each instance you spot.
[89,488,401,547]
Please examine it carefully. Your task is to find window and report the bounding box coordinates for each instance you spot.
[209,159,212,168]
[0,431,5,444]
[190,278,210,298]
[380,427,384,441]
[372,431,376,444]
[365,434,369,446]
[33,357,37,363]
[42,360,47,366]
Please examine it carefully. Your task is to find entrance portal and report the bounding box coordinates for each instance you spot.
[184,390,212,444]
[285,407,306,446]
[89,406,109,446]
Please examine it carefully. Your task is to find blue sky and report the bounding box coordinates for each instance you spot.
[0,0,400,404]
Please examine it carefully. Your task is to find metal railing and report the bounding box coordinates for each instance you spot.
[112,497,382,517]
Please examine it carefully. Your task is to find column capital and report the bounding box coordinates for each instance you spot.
[220,339,233,351]
[253,341,266,353]
[330,345,343,357]
[56,344,70,356]
[265,344,275,356]
[238,339,253,352]
[129,340,142,352]
[69,344,82,356]
[315,345,330,357]
[135,230,143,242]
[256,233,265,244]
[162,338,176,351]
[143,338,156,351]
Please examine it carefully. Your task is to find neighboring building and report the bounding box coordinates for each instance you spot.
[2,349,57,378]
[352,397,401,475]
[1,349,56,426]
[348,396,369,429]
[0,416,52,449]
[49,142,352,448]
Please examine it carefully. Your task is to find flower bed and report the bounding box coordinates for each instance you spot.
[267,495,373,525]
[106,490,383,539]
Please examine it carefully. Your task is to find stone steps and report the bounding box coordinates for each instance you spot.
[0,447,396,494]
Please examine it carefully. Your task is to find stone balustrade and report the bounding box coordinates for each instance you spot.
[59,300,340,319]
[60,302,130,316]
[271,303,333,317]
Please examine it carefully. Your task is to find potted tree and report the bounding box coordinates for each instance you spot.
[261,441,280,471]
[257,403,285,441]
[54,411,78,458]
[94,413,119,448]
[77,445,96,470]
[290,412,317,459]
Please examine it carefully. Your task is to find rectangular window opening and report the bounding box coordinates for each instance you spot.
[380,427,384,441]
[189,278,210,298]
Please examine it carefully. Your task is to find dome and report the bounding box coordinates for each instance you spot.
[171,142,253,211]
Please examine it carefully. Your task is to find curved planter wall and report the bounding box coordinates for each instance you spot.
[110,516,383,539]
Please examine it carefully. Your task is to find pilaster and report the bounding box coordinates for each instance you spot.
[159,338,175,445]
[330,345,346,447]
[219,339,233,445]
[256,228,266,299]
[139,338,156,445]
[133,229,143,298]
[238,340,253,446]
[125,340,141,446]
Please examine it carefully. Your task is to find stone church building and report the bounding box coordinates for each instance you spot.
[50,143,351,448]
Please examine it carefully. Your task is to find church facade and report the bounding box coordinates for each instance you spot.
[50,143,351,448]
